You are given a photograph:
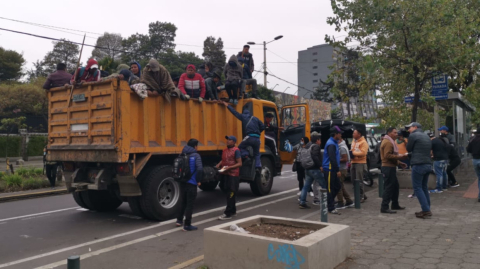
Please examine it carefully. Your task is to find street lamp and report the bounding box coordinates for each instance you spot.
[247,35,283,88]
[272,84,279,90]
[283,87,290,93]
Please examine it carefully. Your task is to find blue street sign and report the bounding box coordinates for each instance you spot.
[431,75,448,100]
[434,94,448,100]
[404,97,413,103]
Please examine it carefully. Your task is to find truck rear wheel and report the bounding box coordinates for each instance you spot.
[198,181,219,191]
[79,190,123,212]
[73,191,91,210]
[128,197,147,218]
[138,165,182,221]
[250,157,274,196]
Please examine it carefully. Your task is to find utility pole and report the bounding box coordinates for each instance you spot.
[263,41,267,88]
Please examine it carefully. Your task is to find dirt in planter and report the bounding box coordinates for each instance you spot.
[244,223,319,241]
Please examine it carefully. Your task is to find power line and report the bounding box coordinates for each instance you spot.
[0,16,103,35]
[254,69,318,95]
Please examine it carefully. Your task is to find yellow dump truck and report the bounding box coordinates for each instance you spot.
[47,79,311,220]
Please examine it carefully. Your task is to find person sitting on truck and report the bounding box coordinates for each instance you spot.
[130,61,142,78]
[172,76,180,87]
[216,135,243,220]
[176,138,203,231]
[141,59,185,103]
[178,64,206,102]
[223,55,243,105]
[264,113,283,155]
[43,63,72,90]
[221,101,265,172]
[71,58,101,84]
[204,70,222,100]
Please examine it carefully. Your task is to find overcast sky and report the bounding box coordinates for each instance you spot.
[1,0,340,95]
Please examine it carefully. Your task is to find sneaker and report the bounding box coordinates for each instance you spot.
[345,202,354,208]
[299,203,311,209]
[297,191,301,196]
[309,192,314,197]
[450,184,460,188]
[218,214,232,220]
[336,203,346,210]
[442,188,448,191]
[329,209,341,215]
[233,99,238,105]
[429,189,443,194]
[175,220,183,227]
[182,225,198,231]
[408,193,416,198]
[312,200,321,206]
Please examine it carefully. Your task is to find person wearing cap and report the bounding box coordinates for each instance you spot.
[43,63,73,90]
[322,126,343,215]
[216,136,243,220]
[178,64,206,102]
[380,127,408,214]
[350,129,369,202]
[221,101,265,171]
[141,59,185,103]
[405,122,433,218]
[467,130,480,202]
[71,58,101,84]
[298,133,324,209]
[438,126,455,145]
[430,132,450,194]
[237,45,254,76]
[204,70,223,100]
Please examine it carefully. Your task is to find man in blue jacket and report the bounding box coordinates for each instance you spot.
[323,126,343,215]
[176,139,203,231]
[222,101,265,171]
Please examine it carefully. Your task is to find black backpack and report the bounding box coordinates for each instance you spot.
[173,153,192,182]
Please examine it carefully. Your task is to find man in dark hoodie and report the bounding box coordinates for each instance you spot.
[430,134,449,193]
[176,139,203,231]
[223,55,243,104]
[322,126,343,215]
[130,61,141,78]
[237,45,254,76]
[221,101,265,171]
[299,134,324,209]
[405,122,433,219]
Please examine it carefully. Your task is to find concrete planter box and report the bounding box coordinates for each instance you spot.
[204,215,350,269]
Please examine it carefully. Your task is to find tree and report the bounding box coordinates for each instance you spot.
[42,39,79,73]
[121,33,150,64]
[330,108,343,119]
[202,36,227,71]
[147,22,177,59]
[26,60,49,81]
[256,85,276,103]
[0,47,25,82]
[92,33,123,61]
[160,49,204,78]
[326,0,480,122]
[310,79,334,103]
[0,78,48,121]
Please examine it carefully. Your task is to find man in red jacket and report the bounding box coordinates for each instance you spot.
[178,64,206,102]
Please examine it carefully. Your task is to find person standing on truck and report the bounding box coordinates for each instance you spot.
[237,45,254,76]
[43,63,72,90]
[323,126,343,215]
[71,58,101,84]
[223,55,243,104]
[221,101,265,172]
[178,64,206,102]
[336,137,354,209]
[350,129,369,203]
[141,59,185,103]
[176,139,203,231]
[217,136,243,220]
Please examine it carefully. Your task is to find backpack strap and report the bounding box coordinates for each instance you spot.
[246,116,254,128]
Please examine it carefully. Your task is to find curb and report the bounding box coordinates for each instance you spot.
[0,188,68,203]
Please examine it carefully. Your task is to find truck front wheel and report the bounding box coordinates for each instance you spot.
[250,157,274,196]
[139,165,182,221]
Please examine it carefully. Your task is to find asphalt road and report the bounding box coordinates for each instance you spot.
[0,165,375,269]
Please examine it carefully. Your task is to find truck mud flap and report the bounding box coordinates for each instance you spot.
[117,175,142,196]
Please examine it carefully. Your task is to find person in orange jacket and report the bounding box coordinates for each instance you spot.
[350,129,369,202]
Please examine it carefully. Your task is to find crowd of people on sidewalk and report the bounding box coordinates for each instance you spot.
[42,45,259,104]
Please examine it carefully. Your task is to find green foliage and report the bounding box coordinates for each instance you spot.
[311,79,335,103]
[22,177,49,190]
[0,47,25,82]
[4,174,22,188]
[0,79,48,118]
[202,36,227,71]
[0,117,26,134]
[0,136,21,157]
[330,108,343,119]
[41,39,79,73]
[160,49,204,78]
[92,33,123,61]
[256,85,276,103]
[16,167,43,177]
[27,136,48,156]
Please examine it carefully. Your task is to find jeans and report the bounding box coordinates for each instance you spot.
[300,169,325,204]
[433,160,447,191]
[238,136,261,168]
[473,159,480,198]
[412,164,432,212]
[176,183,198,226]
[446,158,461,185]
[381,166,400,210]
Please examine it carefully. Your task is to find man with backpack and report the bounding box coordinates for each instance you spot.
[216,136,243,220]
[298,134,324,209]
[323,126,343,215]
[175,139,203,231]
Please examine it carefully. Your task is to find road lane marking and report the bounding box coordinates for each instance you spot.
[0,188,297,268]
[168,255,204,269]
[0,207,80,223]
[35,194,297,269]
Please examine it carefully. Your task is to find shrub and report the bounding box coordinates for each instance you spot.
[33,168,44,176]
[27,136,48,156]
[4,174,22,188]
[22,177,49,190]
[16,167,29,177]
[0,136,21,157]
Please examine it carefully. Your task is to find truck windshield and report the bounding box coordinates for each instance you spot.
[282,106,307,128]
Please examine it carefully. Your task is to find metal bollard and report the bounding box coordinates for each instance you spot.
[67,256,80,269]
[378,172,384,198]
[354,179,361,209]
[320,188,328,223]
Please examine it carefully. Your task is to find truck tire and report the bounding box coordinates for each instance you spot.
[138,165,182,221]
[73,191,91,210]
[250,157,274,196]
[79,190,123,212]
[128,197,147,218]
[198,181,219,191]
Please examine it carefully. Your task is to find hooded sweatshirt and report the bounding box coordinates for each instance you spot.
[181,145,203,185]
[226,105,265,137]
[223,55,243,82]
[72,59,101,83]
[130,61,142,78]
